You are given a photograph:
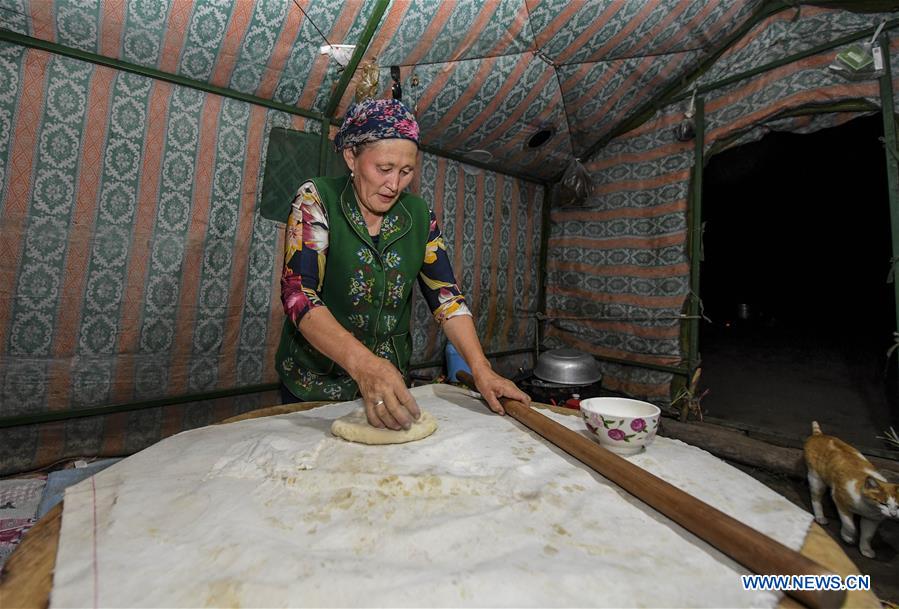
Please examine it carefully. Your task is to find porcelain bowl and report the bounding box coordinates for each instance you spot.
[579,397,661,456]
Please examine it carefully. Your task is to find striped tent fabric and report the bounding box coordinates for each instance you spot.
[331,0,765,178]
[0,0,378,114]
[533,0,761,152]
[0,44,307,473]
[544,105,693,402]
[545,12,897,403]
[0,40,544,474]
[699,6,897,88]
[335,53,573,182]
[333,0,571,181]
[411,155,544,366]
[2,1,899,473]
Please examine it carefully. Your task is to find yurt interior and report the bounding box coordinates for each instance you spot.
[2,1,899,606]
[701,114,896,454]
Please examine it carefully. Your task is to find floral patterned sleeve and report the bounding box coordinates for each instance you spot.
[281,181,329,326]
[417,210,472,323]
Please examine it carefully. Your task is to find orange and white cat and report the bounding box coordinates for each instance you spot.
[804,421,899,558]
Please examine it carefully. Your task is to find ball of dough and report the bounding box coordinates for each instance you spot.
[331,408,437,445]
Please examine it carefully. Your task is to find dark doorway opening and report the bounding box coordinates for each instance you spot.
[700,113,897,454]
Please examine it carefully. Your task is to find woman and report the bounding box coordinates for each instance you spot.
[276,98,529,430]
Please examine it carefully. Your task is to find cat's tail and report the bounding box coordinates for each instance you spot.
[811,421,822,435]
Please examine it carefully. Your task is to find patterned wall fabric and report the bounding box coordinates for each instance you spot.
[411,153,544,365]
[526,0,761,64]
[545,24,897,405]
[330,0,768,177]
[344,53,574,182]
[544,104,692,402]
[374,0,532,66]
[701,40,893,146]
[0,44,311,474]
[698,6,897,88]
[0,0,377,114]
[0,42,544,474]
[559,50,703,151]
[528,0,761,152]
[3,2,894,179]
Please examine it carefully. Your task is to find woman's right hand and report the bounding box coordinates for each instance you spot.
[351,354,421,431]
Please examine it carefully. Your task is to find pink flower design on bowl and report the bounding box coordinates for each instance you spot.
[580,397,661,456]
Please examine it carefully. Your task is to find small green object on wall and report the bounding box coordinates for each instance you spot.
[836,44,874,71]
[259,128,348,222]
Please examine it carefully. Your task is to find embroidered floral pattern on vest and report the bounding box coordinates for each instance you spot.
[374,339,393,359]
[348,313,369,329]
[387,271,405,307]
[357,247,374,265]
[381,213,403,240]
[349,268,374,306]
[384,251,401,269]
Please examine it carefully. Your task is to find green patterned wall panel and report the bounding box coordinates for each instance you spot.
[0,41,26,217]
[72,72,154,409]
[5,54,93,415]
[185,97,249,392]
[258,127,347,223]
[0,47,302,429]
[54,0,102,53]
[134,86,205,401]
[0,0,29,34]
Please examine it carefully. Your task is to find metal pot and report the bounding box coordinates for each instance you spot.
[534,348,602,385]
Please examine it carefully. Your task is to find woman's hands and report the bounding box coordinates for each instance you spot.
[470,362,531,415]
[441,315,531,415]
[350,353,421,431]
[298,309,420,430]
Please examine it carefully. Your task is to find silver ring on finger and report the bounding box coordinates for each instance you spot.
[374,399,385,407]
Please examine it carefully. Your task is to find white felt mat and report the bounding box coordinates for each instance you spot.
[51,384,812,608]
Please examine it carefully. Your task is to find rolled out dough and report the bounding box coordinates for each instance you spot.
[330,408,437,445]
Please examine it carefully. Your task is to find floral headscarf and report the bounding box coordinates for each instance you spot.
[334,98,420,151]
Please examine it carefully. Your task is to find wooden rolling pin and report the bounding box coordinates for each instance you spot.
[455,371,844,609]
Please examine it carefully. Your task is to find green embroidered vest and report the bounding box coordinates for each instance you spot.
[275,175,430,401]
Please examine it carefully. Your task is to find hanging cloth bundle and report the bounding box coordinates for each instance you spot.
[355,60,380,102]
[674,88,697,142]
[555,157,594,207]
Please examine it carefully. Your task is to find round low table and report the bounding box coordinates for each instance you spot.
[0,400,881,609]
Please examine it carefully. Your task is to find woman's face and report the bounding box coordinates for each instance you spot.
[343,139,418,216]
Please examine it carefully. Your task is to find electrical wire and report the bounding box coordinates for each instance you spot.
[291,0,345,68]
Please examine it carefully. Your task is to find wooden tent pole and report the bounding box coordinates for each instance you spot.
[322,0,390,119]
[536,183,552,360]
[878,33,899,379]
[686,96,706,378]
